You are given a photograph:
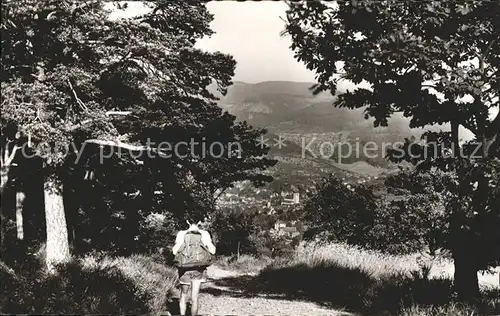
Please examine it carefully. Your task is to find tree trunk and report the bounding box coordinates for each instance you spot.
[1,165,11,194]
[16,191,25,240]
[0,210,4,255]
[22,162,46,245]
[237,241,240,260]
[453,249,480,302]
[451,120,460,156]
[0,207,5,256]
[0,166,12,256]
[0,167,9,255]
[44,179,70,273]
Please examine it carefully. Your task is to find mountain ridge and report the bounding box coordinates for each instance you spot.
[212,80,433,184]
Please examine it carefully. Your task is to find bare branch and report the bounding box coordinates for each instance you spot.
[67,79,88,111]
[106,111,132,116]
[3,144,20,166]
[2,142,10,165]
[64,111,132,133]
[35,108,42,122]
[46,11,56,21]
[480,39,496,74]
[84,139,151,152]
[214,187,227,201]
[421,84,437,89]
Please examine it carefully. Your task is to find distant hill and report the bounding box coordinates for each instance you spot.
[216,81,419,136]
[212,81,437,192]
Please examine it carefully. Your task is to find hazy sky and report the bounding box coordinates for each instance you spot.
[196,1,317,83]
[110,1,317,83]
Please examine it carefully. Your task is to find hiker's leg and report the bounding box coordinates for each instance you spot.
[179,284,190,315]
[190,279,202,315]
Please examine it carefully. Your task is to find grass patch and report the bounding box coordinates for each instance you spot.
[79,253,178,312]
[400,303,481,316]
[215,255,273,274]
[258,242,500,315]
[211,241,499,315]
[0,252,178,314]
[290,242,452,280]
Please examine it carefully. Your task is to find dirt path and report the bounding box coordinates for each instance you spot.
[194,265,352,315]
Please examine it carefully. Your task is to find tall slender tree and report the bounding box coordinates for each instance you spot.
[1,0,275,271]
[284,0,499,300]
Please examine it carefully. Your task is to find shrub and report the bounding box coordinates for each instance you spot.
[366,194,448,256]
[300,176,378,246]
[211,207,259,256]
[251,229,301,258]
[138,212,177,255]
[0,258,149,314]
[79,254,178,312]
[300,172,454,257]
[0,253,178,314]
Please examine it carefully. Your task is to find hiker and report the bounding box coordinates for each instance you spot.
[172,219,216,316]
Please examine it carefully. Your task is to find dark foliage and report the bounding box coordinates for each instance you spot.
[211,207,259,256]
[301,176,378,247]
[0,256,149,314]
